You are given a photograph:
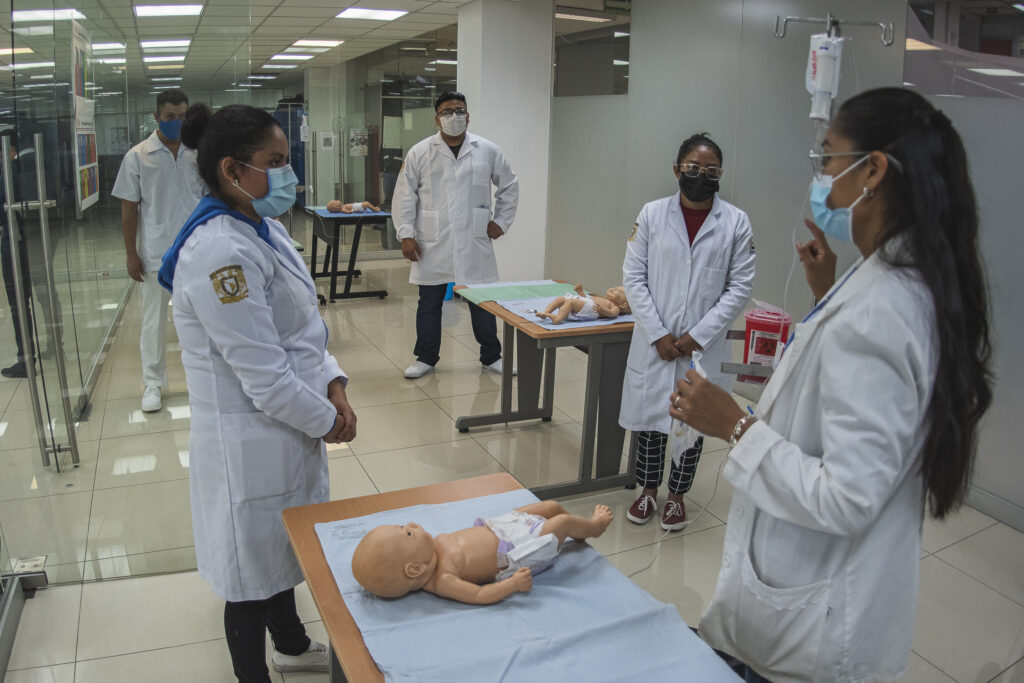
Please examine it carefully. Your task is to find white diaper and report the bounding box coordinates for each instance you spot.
[564,294,599,322]
[476,511,560,581]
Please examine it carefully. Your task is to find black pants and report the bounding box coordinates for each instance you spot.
[1,223,34,364]
[414,283,501,366]
[633,430,704,495]
[223,588,310,683]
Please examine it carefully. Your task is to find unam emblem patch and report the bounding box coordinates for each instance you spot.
[210,265,249,304]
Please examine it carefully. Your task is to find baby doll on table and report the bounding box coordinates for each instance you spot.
[536,284,630,324]
[325,200,381,213]
[351,501,612,604]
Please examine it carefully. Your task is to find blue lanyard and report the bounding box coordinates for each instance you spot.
[787,262,862,347]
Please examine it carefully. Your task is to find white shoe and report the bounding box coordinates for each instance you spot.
[404,360,435,379]
[272,640,329,673]
[141,385,162,412]
[483,359,517,376]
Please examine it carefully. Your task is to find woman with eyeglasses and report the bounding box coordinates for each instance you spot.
[671,88,992,682]
[620,132,756,531]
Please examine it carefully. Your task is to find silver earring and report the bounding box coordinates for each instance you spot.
[863,187,874,197]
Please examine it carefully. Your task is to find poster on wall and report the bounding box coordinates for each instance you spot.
[349,128,368,157]
[71,21,99,212]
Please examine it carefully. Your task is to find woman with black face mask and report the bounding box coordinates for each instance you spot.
[619,133,756,532]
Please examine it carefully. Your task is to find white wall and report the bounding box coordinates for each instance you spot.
[459,0,554,281]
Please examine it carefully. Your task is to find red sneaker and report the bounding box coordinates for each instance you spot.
[661,499,688,531]
[626,494,657,524]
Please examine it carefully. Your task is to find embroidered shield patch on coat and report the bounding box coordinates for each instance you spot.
[209,265,249,304]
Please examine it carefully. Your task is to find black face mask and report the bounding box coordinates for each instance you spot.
[678,174,718,203]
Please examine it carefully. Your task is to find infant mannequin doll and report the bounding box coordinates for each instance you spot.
[325,200,381,213]
[536,284,630,324]
[351,501,612,604]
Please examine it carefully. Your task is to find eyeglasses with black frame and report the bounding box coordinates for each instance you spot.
[437,107,468,119]
[676,162,724,181]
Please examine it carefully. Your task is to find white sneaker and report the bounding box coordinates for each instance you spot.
[141,385,162,412]
[272,640,330,673]
[404,360,435,379]
[483,359,517,376]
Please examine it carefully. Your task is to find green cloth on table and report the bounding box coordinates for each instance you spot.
[457,282,579,305]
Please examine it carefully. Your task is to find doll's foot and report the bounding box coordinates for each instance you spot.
[591,505,613,537]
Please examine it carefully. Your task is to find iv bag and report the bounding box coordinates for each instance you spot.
[805,34,844,121]
[670,351,708,467]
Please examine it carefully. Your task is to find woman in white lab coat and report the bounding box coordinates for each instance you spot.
[159,104,357,683]
[620,133,755,531]
[670,88,992,682]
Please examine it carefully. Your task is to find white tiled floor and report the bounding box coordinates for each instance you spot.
[2,260,1023,682]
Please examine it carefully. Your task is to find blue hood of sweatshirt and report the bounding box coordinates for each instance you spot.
[158,195,273,292]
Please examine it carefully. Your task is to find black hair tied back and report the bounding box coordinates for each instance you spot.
[181,102,212,150]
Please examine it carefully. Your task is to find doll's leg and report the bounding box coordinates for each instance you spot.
[538,505,612,546]
[536,297,565,319]
[516,500,568,518]
[550,301,574,324]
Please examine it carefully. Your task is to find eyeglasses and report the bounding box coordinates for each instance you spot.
[676,163,724,181]
[437,107,467,119]
[808,149,867,178]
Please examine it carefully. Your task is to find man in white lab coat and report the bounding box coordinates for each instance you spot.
[391,91,519,379]
[112,89,205,412]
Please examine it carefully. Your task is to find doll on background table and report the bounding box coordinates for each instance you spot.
[536,284,631,324]
[325,200,381,214]
[351,501,612,605]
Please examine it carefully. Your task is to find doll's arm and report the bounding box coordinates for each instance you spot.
[430,567,532,604]
[361,201,381,212]
[592,297,621,319]
[573,283,586,296]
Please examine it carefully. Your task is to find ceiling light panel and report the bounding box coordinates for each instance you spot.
[12,9,85,21]
[141,39,191,48]
[147,64,185,70]
[134,4,203,17]
[92,43,125,51]
[967,68,1024,77]
[336,8,408,21]
[143,55,186,62]
[271,54,314,60]
[293,39,342,48]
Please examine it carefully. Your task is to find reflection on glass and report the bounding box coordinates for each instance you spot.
[554,22,631,96]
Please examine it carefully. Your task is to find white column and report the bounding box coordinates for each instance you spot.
[458,0,554,281]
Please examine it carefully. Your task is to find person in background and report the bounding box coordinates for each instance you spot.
[671,88,992,682]
[620,133,755,531]
[159,103,356,683]
[112,89,205,412]
[1,131,32,378]
[392,90,519,379]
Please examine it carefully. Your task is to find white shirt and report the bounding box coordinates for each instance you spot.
[112,131,205,270]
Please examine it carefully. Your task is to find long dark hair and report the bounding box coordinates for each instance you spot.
[181,103,280,204]
[833,87,992,519]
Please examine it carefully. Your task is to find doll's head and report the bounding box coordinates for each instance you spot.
[605,286,630,314]
[351,522,438,598]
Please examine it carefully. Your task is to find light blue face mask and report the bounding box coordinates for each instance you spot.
[236,162,299,218]
[809,155,869,243]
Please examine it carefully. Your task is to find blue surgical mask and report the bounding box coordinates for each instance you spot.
[236,162,299,218]
[158,118,183,140]
[808,155,869,243]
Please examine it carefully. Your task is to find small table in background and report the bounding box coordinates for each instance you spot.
[305,207,389,303]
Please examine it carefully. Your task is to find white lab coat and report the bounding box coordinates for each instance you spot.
[171,213,345,602]
[698,246,937,682]
[392,131,519,285]
[619,193,755,434]
[112,132,205,271]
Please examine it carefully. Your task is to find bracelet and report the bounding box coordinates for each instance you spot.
[729,415,756,447]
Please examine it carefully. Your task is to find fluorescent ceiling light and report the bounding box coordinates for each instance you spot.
[93,42,125,51]
[14,26,53,36]
[30,74,54,79]
[423,67,435,72]
[96,91,124,96]
[134,4,203,17]
[935,93,965,98]
[237,83,261,87]
[905,38,939,51]
[1,61,56,70]
[271,54,314,60]
[400,46,427,51]
[1014,3,1024,11]
[150,76,182,80]
[147,64,185,70]
[0,48,34,57]
[12,9,85,21]
[143,55,186,62]
[428,59,457,65]
[967,67,1024,77]
[262,64,297,69]
[614,31,629,38]
[293,39,342,48]
[98,57,127,64]
[554,12,611,22]
[141,39,191,48]
[613,59,629,65]
[246,75,275,80]
[285,46,329,53]
[336,8,407,21]
[225,88,246,92]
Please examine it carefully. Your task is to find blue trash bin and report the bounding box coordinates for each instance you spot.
[444,282,455,301]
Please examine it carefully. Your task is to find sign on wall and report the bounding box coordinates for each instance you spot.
[71,21,99,212]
